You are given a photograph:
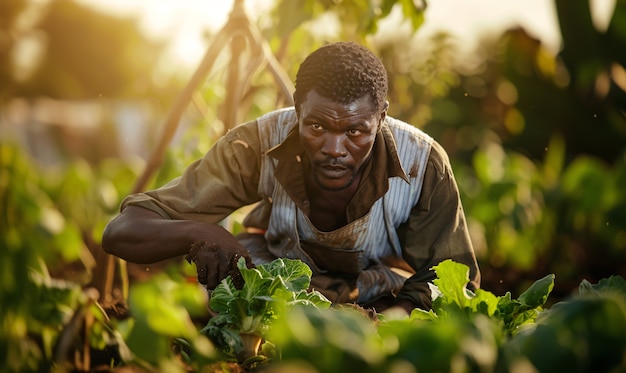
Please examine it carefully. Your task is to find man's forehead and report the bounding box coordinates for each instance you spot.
[300,90,376,112]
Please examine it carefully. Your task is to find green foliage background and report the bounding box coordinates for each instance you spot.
[1,0,626,371]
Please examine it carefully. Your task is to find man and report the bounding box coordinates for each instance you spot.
[102,41,480,313]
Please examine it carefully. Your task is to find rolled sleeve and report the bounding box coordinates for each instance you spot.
[121,120,263,224]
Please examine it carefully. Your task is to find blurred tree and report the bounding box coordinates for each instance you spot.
[415,0,626,298]
[554,0,626,162]
[261,0,425,88]
[17,0,167,99]
[270,0,424,43]
[426,0,626,164]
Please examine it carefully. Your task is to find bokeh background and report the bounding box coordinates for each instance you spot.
[2,0,626,312]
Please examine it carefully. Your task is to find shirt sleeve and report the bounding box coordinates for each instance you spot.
[120,120,263,224]
[395,141,481,310]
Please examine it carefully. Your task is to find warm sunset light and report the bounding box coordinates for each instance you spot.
[2,1,625,371]
[75,0,274,69]
[69,0,572,69]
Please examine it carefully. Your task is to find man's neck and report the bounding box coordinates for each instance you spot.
[305,170,362,232]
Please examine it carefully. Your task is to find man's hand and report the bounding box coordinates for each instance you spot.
[185,225,253,289]
[379,299,416,319]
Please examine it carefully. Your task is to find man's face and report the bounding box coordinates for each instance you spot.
[297,90,386,191]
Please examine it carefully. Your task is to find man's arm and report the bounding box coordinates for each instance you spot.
[102,120,263,287]
[102,205,225,263]
[395,142,480,310]
[102,205,250,288]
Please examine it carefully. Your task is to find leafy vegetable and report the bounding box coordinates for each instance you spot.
[430,259,500,316]
[517,273,555,308]
[202,257,330,358]
[411,259,554,335]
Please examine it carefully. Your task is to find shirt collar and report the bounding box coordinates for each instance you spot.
[266,120,410,219]
[378,121,411,183]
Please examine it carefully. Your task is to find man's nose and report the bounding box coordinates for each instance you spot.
[321,134,348,157]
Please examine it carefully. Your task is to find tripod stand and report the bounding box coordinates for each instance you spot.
[98,0,294,304]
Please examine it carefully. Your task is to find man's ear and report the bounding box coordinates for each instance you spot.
[379,101,389,126]
[293,93,299,115]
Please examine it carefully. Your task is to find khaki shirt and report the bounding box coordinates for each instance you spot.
[122,111,480,309]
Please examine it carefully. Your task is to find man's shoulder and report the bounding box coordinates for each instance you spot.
[254,107,298,151]
[386,116,432,142]
[227,107,296,143]
[257,107,297,127]
[427,140,452,174]
[385,116,434,153]
[385,116,452,173]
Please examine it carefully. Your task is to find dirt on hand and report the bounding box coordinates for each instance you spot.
[186,240,255,290]
[228,253,255,290]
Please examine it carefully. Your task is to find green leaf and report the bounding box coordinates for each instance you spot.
[432,259,474,310]
[270,306,384,372]
[579,275,626,297]
[399,0,425,31]
[210,277,239,314]
[258,258,313,292]
[124,319,170,365]
[145,301,195,337]
[291,290,332,309]
[517,274,555,308]
[128,273,204,339]
[511,295,626,373]
[205,258,330,358]
[409,307,438,321]
[470,289,499,316]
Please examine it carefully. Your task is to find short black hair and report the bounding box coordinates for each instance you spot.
[294,42,388,112]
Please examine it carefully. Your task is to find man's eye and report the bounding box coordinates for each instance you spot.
[311,124,323,131]
[347,129,361,136]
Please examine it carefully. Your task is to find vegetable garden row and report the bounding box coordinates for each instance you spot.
[5,257,626,372]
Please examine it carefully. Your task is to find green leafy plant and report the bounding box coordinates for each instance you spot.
[410,259,554,336]
[116,272,216,372]
[202,257,331,361]
[269,305,387,373]
[269,261,626,373]
[455,136,626,297]
[503,276,626,373]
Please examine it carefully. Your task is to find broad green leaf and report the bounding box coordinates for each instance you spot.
[470,289,499,316]
[409,307,438,321]
[145,300,196,338]
[124,319,170,365]
[432,259,473,309]
[258,258,313,292]
[517,274,555,308]
[288,289,331,310]
[512,295,626,373]
[579,275,626,297]
[209,277,238,313]
[205,257,328,356]
[129,274,204,339]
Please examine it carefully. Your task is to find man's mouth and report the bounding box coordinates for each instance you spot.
[317,163,349,178]
[323,164,346,170]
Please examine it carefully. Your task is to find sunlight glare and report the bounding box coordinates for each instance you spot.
[169,27,208,67]
[590,0,617,32]
[76,0,276,69]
